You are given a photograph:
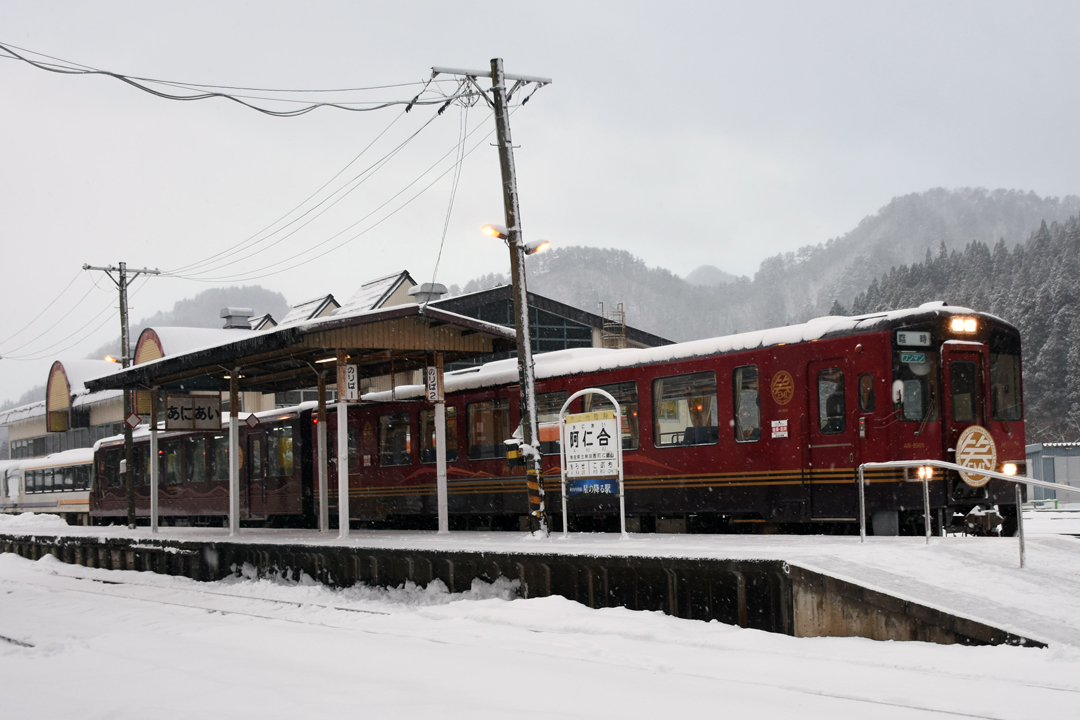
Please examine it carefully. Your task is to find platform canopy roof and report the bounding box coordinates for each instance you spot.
[84,303,517,394]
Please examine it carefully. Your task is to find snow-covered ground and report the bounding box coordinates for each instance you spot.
[3,509,1080,717]
[2,552,1079,719]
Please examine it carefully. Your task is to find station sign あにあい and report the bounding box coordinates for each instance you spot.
[165,395,222,431]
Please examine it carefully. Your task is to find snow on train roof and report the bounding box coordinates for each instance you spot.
[93,401,320,448]
[364,303,984,402]
[19,447,95,469]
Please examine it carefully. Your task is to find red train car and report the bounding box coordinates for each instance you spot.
[318,303,1025,534]
[91,405,314,526]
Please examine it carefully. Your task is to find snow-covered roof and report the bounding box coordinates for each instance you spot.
[20,447,95,469]
[335,271,415,316]
[54,359,122,396]
[279,295,340,326]
[365,305,985,402]
[249,313,277,330]
[147,327,256,355]
[0,400,46,425]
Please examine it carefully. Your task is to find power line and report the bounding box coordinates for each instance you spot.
[0,41,478,117]
[168,92,451,277]
[427,102,471,302]
[170,108,498,283]
[0,270,82,347]
[0,280,105,357]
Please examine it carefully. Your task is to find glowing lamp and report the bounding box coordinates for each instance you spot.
[1003,463,1018,476]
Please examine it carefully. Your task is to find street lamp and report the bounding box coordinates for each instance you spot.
[484,222,550,534]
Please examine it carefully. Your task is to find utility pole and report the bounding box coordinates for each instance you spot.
[83,262,162,528]
[430,61,551,534]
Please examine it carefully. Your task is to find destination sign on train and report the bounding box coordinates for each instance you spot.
[896,330,931,346]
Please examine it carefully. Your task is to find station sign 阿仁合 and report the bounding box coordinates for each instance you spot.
[563,410,620,495]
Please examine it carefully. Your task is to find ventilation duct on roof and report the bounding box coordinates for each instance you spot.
[220,307,253,330]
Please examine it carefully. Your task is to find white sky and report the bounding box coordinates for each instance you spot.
[2,1,1079,404]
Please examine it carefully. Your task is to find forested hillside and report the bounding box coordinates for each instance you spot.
[850,218,1080,441]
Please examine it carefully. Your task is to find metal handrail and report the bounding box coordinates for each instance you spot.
[857,458,1080,568]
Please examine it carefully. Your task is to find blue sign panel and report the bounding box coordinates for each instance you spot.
[567,478,618,496]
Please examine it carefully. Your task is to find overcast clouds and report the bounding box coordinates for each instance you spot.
[2,1,1079,404]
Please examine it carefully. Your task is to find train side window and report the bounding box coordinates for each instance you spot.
[859,374,875,412]
[349,428,359,469]
[27,469,37,493]
[185,437,208,483]
[209,435,230,482]
[818,369,846,434]
[537,391,569,454]
[420,407,459,464]
[582,382,639,450]
[161,441,182,484]
[251,439,263,477]
[77,466,91,491]
[468,398,511,460]
[379,412,413,466]
[653,371,719,447]
[64,465,75,490]
[733,366,761,443]
[268,426,295,477]
[103,449,122,488]
[950,361,981,423]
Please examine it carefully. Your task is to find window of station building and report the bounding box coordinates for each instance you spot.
[582,382,639,450]
[185,437,208,483]
[378,413,413,467]
[893,350,939,422]
[818,369,846,434]
[209,435,230,482]
[536,391,569,454]
[733,366,761,443]
[420,407,459,464]
[268,426,294,477]
[989,330,1023,421]
[161,441,182,485]
[653,371,719,447]
[950,361,982,423]
[468,398,511,460]
[859,374,875,412]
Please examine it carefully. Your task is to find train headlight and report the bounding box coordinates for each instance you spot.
[950,317,977,333]
[917,466,933,479]
[1002,463,1018,476]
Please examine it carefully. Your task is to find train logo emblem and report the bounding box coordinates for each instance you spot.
[956,425,997,488]
[771,371,794,406]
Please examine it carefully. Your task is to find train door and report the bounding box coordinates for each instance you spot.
[941,340,990,457]
[245,432,266,520]
[807,359,859,518]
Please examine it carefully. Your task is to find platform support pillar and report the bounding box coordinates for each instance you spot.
[150,386,159,533]
[336,350,350,539]
[229,369,240,537]
[434,352,449,534]
[317,372,329,533]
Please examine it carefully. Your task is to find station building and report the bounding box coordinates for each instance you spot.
[1,269,668,465]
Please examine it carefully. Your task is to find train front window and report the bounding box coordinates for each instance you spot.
[818,369,846,434]
[582,382,639,450]
[653,371,719,447]
[468,398,511,460]
[420,407,459,464]
[378,413,413,467]
[989,330,1023,421]
[892,350,939,422]
[950,361,981,423]
[733,366,761,443]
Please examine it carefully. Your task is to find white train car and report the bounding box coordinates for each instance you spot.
[1,448,94,525]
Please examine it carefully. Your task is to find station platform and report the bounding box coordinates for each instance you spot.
[2,517,1078,648]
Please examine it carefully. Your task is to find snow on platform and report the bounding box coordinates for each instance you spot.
[4,511,1080,649]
